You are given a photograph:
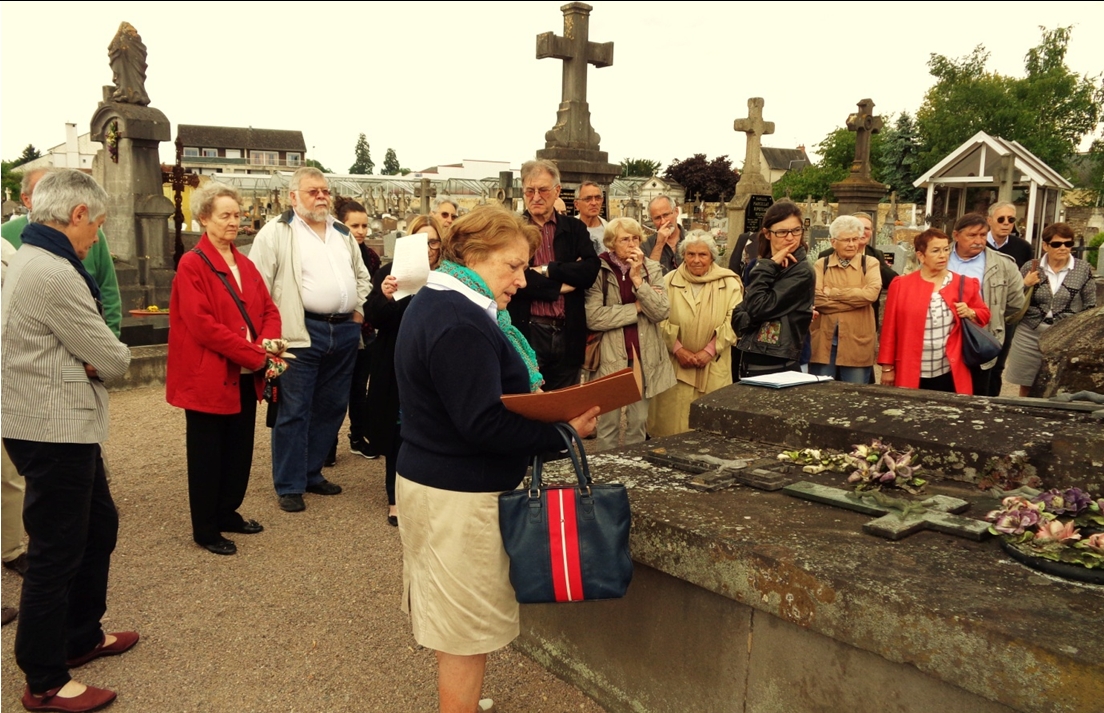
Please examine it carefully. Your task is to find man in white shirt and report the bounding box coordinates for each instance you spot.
[250,168,373,512]
[574,181,608,255]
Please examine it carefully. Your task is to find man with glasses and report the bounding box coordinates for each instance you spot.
[250,167,373,512]
[642,195,685,274]
[574,181,608,255]
[987,202,1032,268]
[948,212,1024,396]
[509,159,600,390]
[431,197,459,232]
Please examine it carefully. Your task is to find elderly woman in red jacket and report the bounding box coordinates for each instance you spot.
[878,228,989,395]
[167,183,283,556]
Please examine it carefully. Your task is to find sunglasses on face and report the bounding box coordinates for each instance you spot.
[1047,240,1074,248]
[438,212,457,220]
[995,216,1015,224]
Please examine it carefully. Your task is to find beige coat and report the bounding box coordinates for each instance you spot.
[810,253,881,367]
[585,257,675,399]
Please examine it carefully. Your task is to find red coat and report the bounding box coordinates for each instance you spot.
[167,235,282,414]
[877,271,990,395]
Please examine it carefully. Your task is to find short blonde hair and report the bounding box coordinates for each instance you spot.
[602,217,644,250]
[442,204,540,266]
[407,213,445,240]
[191,181,242,222]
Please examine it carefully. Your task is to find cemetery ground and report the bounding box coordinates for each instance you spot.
[0,386,603,713]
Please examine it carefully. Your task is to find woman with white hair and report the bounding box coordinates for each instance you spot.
[808,215,882,383]
[648,230,742,437]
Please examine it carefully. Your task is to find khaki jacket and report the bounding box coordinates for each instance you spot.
[811,254,881,367]
[977,248,1025,369]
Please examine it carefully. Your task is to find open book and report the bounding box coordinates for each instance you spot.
[738,371,833,389]
[501,362,642,423]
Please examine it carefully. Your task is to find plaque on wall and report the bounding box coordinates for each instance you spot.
[744,195,774,234]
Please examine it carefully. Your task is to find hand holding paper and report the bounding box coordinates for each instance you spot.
[392,233,430,300]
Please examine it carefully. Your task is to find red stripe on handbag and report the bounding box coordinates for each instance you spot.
[547,488,585,602]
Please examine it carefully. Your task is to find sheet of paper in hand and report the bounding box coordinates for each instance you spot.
[392,233,430,300]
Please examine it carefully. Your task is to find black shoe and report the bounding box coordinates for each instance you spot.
[279,494,306,512]
[387,515,398,527]
[199,537,237,555]
[2,553,27,577]
[325,439,337,467]
[222,519,264,535]
[349,439,379,459]
[305,479,342,496]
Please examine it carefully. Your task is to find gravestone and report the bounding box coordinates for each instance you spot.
[534,2,619,190]
[1032,306,1104,398]
[90,21,175,313]
[881,243,907,274]
[723,98,776,269]
[830,98,888,224]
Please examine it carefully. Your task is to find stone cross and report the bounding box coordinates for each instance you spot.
[783,481,991,541]
[845,98,883,179]
[733,98,775,183]
[415,177,437,214]
[537,2,613,150]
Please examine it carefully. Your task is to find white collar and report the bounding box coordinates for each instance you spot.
[426,271,497,321]
[1040,254,1074,274]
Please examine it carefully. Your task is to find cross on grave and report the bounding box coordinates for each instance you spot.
[644,449,796,492]
[537,2,613,150]
[733,97,775,184]
[783,481,991,541]
[845,98,883,179]
[415,178,437,214]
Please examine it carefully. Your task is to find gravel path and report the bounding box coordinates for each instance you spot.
[1,386,605,713]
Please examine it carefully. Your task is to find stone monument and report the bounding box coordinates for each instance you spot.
[830,98,888,226]
[90,22,175,312]
[534,2,620,191]
[723,98,776,268]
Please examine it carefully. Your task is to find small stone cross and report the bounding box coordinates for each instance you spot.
[783,481,991,541]
[845,98,883,179]
[733,98,775,182]
[415,178,437,214]
[537,2,613,149]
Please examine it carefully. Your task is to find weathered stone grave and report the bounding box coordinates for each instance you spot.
[517,381,1103,713]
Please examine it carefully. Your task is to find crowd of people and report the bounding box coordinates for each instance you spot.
[0,163,1095,712]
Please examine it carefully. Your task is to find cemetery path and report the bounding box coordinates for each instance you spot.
[1,386,605,713]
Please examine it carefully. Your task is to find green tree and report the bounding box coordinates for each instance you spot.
[915,26,1102,175]
[304,158,331,173]
[349,133,374,174]
[619,158,661,178]
[13,144,40,168]
[878,112,925,203]
[2,160,23,201]
[382,148,401,176]
[771,127,885,201]
[663,154,738,203]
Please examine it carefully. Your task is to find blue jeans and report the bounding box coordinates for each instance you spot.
[272,318,360,495]
[809,341,872,385]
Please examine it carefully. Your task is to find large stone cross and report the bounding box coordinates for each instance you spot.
[733,98,775,183]
[784,481,991,541]
[537,2,613,150]
[845,98,883,179]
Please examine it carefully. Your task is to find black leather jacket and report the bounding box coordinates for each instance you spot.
[732,247,815,362]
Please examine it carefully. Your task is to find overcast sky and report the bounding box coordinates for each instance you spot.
[2,2,1101,176]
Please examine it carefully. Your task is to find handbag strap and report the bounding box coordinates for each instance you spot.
[192,248,259,339]
[529,423,593,496]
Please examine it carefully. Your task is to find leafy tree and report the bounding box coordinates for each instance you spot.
[619,158,661,178]
[915,26,1103,175]
[877,112,925,203]
[663,154,738,203]
[304,158,331,173]
[2,160,23,201]
[349,133,374,175]
[771,128,886,201]
[13,144,40,168]
[382,148,401,176]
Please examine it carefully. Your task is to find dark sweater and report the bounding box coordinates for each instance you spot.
[395,286,564,492]
[992,234,1033,269]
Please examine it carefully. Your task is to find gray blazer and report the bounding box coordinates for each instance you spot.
[1,245,131,444]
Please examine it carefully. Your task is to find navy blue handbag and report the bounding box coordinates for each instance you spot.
[498,423,633,603]
[957,275,1002,367]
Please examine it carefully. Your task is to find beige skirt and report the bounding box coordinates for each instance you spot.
[396,475,518,655]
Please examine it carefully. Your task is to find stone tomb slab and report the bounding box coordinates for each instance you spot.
[643,447,794,491]
[783,481,991,541]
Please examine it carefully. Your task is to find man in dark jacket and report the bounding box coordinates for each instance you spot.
[509,159,600,390]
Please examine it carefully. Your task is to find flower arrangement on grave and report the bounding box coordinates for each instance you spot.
[977,451,1041,492]
[106,120,120,163]
[777,439,926,494]
[985,488,1104,570]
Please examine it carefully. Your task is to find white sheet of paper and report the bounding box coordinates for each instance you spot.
[392,233,430,300]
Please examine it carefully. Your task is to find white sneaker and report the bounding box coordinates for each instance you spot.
[478,699,497,713]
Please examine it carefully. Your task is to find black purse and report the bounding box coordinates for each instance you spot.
[957,274,1002,367]
[498,423,633,604]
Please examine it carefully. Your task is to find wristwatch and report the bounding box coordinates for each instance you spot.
[539,265,549,277]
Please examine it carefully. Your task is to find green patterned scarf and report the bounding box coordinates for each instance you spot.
[437,260,543,392]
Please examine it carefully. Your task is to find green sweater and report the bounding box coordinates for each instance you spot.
[2,215,123,337]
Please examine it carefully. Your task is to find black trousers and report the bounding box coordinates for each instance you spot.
[919,372,956,393]
[969,363,993,397]
[529,319,581,391]
[185,379,257,544]
[988,323,1017,397]
[2,439,117,693]
[385,422,401,507]
[347,343,373,442]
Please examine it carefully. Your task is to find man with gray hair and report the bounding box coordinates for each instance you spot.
[511,159,599,390]
[431,196,459,231]
[574,181,607,255]
[2,169,134,710]
[641,195,685,274]
[250,167,373,512]
[987,202,1032,268]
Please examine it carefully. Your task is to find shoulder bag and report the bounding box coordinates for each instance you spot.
[957,274,1003,367]
[498,423,633,603]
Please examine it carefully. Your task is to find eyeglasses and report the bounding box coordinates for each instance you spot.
[995,216,1015,224]
[298,188,331,198]
[523,186,554,199]
[437,211,457,220]
[831,236,860,244]
[769,227,805,238]
[652,210,676,222]
[1047,240,1074,248]
[578,195,603,203]
[427,239,442,248]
